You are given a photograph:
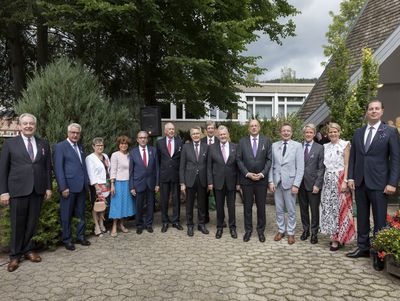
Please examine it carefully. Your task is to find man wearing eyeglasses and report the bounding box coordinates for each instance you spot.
[54,123,90,251]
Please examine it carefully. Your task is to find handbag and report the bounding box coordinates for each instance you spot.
[93,195,107,212]
[208,191,216,211]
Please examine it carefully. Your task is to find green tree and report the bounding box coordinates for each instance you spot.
[342,48,379,139]
[280,66,296,83]
[14,57,139,153]
[2,0,298,118]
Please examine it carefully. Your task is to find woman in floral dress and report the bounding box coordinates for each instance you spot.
[320,123,356,251]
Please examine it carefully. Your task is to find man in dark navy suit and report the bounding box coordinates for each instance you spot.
[0,113,52,272]
[207,125,239,239]
[347,100,400,268]
[129,131,159,234]
[54,123,90,251]
[156,122,183,232]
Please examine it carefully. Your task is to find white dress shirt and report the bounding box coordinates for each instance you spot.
[21,134,37,159]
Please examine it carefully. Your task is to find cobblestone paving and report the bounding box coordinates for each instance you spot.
[1,204,399,301]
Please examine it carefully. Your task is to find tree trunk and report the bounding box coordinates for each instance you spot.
[143,32,161,106]
[6,22,26,100]
[36,15,49,68]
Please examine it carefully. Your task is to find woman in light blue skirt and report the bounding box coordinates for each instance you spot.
[109,135,135,237]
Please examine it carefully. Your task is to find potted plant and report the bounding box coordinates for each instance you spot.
[372,210,400,277]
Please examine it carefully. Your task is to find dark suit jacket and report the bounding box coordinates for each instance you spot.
[349,123,400,190]
[207,142,238,190]
[201,136,219,145]
[54,139,89,193]
[129,146,159,192]
[301,142,325,191]
[156,136,182,183]
[179,141,208,188]
[237,135,272,186]
[0,136,52,197]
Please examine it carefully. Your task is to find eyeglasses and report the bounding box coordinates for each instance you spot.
[69,131,81,135]
[137,137,148,139]
[95,145,104,147]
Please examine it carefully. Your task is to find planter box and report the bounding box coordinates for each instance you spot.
[385,255,400,278]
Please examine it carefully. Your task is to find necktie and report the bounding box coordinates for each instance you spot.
[282,142,287,157]
[168,138,172,157]
[195,143,199,161]
[209,138,212,145]
[252,138,257,157]
[27,137,34,161]
[73,143,81,163]
[142,147,147,167]
[304,143,310,160]
[365,127,374,152]
[221,143,227,163]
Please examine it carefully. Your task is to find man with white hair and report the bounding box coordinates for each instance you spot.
[0,113,52,272]
[54,123,90,251]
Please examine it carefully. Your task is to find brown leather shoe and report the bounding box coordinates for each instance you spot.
[7,259,19,272]
[288,235,295,245]
[24,252,42,263]
[274,232,285,241]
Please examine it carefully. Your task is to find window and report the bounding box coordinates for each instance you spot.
[255,104,272,119]
[159,102,171,119]
[219,110,228,119]
[209,107,217,119]
[278,105,285,117]
[176,104,183,119]
[246,104,253,119]
[255,96,273,102]
[287,105,302,115]
[287,97,304,102]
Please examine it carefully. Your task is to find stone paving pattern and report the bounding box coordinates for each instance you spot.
[1,204,399,301]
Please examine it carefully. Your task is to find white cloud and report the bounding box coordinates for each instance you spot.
[245,0,341,81]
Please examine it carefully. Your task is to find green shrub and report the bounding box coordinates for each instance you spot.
[15,57,140,154]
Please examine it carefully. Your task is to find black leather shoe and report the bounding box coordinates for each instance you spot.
[76,239,91,246]
[230,228,238,239]
[161,224,168,233]
[136,228,143,234]
[198,225,209,234]
[243,232,251,242]
[310,234,318,244]
[346,248,370,258]
[187,226,194,237]
[146,227,154,233]
[64,242,76,251]
[172,223,184,230]
[215,229,223,239]
[300,231,310,241]
[258,233,266,243]
[372,252,384,271]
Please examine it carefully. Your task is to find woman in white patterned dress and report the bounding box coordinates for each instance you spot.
[320,123,355,251]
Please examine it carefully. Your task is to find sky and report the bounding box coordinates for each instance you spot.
[245,0,342,81]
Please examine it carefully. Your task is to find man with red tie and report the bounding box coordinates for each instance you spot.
[0,113,52,272]
[156,123,183,232]
[129,131,159,234]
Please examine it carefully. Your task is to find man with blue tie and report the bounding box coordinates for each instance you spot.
[237,119,272,243]
[54,123,90,251]
[0,113,52,272]
[347,100,400,270]
[129,131,159,234]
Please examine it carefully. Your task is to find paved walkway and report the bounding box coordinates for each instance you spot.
[1,204,399,301]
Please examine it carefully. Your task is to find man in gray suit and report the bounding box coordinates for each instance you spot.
[207,125,239,239]
[180,126,209,236]
[298,124,324,244]
[237,119,272,243]
[268,123,304,245]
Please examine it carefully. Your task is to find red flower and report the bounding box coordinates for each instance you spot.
[377,251,386,261]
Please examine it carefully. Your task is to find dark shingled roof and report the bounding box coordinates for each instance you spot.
[298,0,400,121]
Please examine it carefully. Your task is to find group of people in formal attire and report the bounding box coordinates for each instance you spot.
[1,99,399,273]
